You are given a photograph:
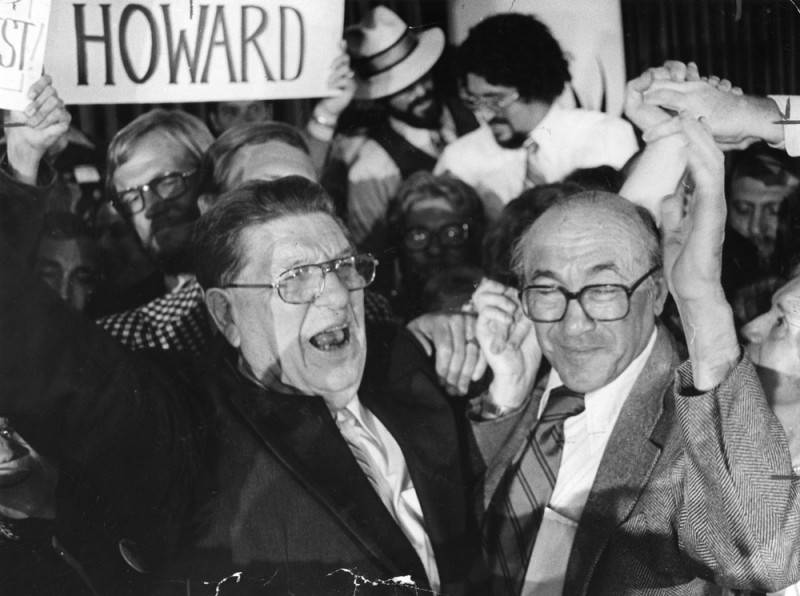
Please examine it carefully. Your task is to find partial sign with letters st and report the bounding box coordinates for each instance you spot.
[0,0,50,110]
[45,0,344,105]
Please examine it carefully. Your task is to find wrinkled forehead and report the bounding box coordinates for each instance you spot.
[226,141,317,191]
[730,176,795,205]
[522,203,651,278]
[114,130,197,187]
[238,213,352,277]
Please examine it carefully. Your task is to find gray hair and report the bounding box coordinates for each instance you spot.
[106,108,213,202]
[194,176,345,289]
[510,190,662,284]
[201,121,310,197]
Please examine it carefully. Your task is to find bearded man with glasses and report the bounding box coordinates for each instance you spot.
[435,12,638,208]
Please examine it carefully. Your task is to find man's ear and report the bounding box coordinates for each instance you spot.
[651,269,670,316]
[205,288,241,348]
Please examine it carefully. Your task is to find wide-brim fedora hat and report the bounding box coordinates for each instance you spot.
[345,6,445,101]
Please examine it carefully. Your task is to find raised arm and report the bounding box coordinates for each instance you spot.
[620,62,695,220]
[305,47,356,173]
[0,203,195,558]
[639,64,786,151]
[649,113,800,591]
[659,113,739,389]
[4,74,71,185]
[0,75,71,259]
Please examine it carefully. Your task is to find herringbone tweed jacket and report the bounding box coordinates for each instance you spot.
[472,327,800,595]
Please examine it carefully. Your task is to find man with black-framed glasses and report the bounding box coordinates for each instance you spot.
[106,109,212,285]
[518,265,661,324]
[463,113,800,594]
[93,109,215,353]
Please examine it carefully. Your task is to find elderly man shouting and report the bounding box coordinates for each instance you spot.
[0,175,482,594]
[467,113,800,595]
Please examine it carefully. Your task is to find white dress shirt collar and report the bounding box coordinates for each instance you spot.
[526,104,562,148]
[540,328,658,434]
[522,329,658,595]
[334,397,441,591]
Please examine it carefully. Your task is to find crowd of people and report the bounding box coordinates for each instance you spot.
[0,6,799,596]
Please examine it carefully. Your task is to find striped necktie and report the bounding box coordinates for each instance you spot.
[484,386,586,595]
[335,407,393,508]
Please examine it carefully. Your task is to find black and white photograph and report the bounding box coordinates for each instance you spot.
[1,0,799,594]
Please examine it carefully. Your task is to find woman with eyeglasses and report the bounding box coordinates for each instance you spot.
[385,172,486,320]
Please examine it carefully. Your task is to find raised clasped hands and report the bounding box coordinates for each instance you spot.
[624,60,708,133]
[659,111,740,389]
[660,113,726,304]
[628,60,779,151]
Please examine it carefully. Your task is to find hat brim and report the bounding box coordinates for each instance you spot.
[353,28,445,101]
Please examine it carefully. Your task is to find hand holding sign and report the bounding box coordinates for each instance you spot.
[5,74,70,185]
[314,49,356,124]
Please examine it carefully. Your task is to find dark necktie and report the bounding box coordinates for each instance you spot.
[484,386,586,595]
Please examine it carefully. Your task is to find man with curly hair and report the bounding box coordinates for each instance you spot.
[436,13,638,209]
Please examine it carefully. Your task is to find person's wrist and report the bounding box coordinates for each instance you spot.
[478,398,516,420]
[311,107,338,129]
[673,283,728,313]
[5,143,43,185]
[486,376,529,415]
[675,290,740,391]
[746,95,784,146]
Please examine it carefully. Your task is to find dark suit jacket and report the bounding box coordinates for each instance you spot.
[472,327,800,595]
[0,236,482,595]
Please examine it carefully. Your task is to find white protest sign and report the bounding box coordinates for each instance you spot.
[0,0,51,110]
[45,0,344,105]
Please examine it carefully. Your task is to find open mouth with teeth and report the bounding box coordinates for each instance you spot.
[309,325,351,351]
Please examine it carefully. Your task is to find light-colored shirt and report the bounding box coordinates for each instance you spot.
[435,105,638,218]
[769,95,800,157]
[521,330,657,596]
[335,397,441,592]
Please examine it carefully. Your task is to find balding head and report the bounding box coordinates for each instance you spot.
[513,191,661,282]
[514,191,667,393]
[199,122,316,213]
